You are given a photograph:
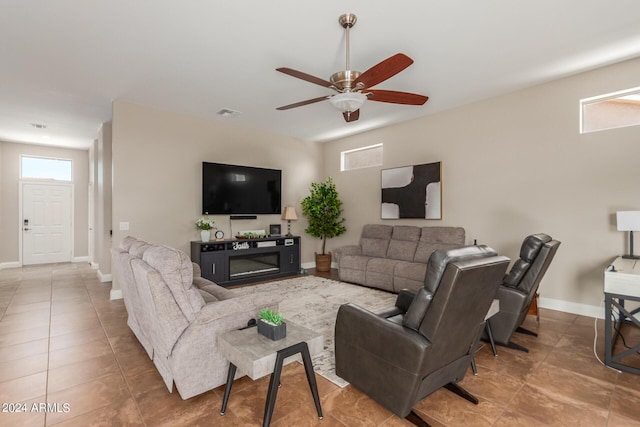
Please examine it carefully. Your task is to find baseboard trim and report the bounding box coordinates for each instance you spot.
[90,262,99,270]
[97,271,112,283]
[110,288,123,300]
[72,256,89,263]
[0,261,21,270]
[301,261,339,270]
[539,296,603,319]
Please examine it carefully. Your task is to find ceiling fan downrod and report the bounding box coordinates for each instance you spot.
[331,13,361,92]
[339,13,356,71]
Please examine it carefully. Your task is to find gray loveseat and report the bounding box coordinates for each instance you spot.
[111,236,282,399]
[334,224,466,293]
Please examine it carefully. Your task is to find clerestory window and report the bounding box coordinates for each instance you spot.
[340,143,383,171]
[581,87,640,133]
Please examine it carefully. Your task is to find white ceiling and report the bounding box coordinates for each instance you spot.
[2,1,640,150]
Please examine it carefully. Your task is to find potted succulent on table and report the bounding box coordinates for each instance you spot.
[258,308,286,341]
[195,214,216,242]
[301,177,347,272]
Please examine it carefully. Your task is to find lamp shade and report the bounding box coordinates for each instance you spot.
[616,211,640,231]
[282,206,297,221]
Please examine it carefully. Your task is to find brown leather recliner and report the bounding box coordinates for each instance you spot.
[486,233,561,352]
[334,245,510,424]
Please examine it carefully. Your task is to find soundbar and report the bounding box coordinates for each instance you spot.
[230,215,258,220]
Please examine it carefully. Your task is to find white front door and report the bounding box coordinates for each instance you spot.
[22,183,72,265]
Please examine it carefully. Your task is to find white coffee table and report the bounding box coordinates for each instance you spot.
[218,321,323,426]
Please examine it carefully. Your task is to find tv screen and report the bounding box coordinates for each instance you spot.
[202,162,282,215]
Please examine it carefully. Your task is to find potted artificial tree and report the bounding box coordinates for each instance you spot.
[301,177,346,272]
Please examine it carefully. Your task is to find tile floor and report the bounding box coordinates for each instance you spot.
[0,262,639,426]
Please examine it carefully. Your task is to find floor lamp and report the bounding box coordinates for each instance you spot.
[282,206,297,237]
[617,211,640,260]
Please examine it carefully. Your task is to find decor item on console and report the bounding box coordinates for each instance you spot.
[282,206,298,237]
[617,211,640,259]
[301,177,347,272]
[195,214,216,242]
[258,308,286,341]
[111,236,282,399]
[381,161,441,219]
[333,224,465,293]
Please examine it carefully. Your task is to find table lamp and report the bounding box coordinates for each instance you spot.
[617,211,640,259]
[282,206,297,237]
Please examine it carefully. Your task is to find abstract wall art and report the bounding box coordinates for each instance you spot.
[381,161,442,219]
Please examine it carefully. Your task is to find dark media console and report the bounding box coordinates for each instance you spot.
[191,236,300,287]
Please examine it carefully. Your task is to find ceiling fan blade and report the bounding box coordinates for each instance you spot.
[353,53,414,89]
[367,90,429,105]
[276,67,334,88]
[343,109,360,122]
[276,95,330,111]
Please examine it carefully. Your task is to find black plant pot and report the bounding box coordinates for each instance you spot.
[258,319,286,341]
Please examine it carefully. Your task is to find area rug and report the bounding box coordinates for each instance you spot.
[232,276,397,387]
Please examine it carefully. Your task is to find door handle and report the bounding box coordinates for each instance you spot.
[24,227,31,231]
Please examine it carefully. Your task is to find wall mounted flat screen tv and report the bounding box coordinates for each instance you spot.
[202,162,282,215]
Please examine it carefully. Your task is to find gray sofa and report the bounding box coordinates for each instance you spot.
[111,236,282,399]
[334,224,466,293]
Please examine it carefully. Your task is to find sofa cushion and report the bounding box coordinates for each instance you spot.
[360,224,392,258]
[393,262,428,293]
[392,225,422,241]
[386,226,421,262]
[338,255,371,285]
[340,255,370,271]
[198,283,234,301]
[119,235,138,251]
[414,227,466,263]
[198,289,220,303]
[129,240,151,258]
[365,258,399,292]
[143,245,205,321]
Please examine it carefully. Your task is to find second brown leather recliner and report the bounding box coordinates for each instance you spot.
[486,233,561,352]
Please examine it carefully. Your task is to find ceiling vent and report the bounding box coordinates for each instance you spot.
[30,122,47,129]
[216,108,243,118]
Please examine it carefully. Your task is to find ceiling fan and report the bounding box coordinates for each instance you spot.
[276,13,429,123]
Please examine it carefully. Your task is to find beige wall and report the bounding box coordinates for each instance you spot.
[110,100,323,291]
[95,124,113,280]
[0,141,89,265]
[322,57,640,316]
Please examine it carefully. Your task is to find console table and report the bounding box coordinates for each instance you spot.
[191,236,300,287]
[604,256,640,374]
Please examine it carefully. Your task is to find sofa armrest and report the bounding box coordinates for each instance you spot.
[192,262,202,278]
[333,245,362,263]
[193,292,282,325]
[335,303,430,372]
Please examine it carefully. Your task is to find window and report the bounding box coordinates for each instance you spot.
[581,87,640,133]
[341,143,383,171]
[21,156,72,181]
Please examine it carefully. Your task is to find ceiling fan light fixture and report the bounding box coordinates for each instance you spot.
[329,91,366,113]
